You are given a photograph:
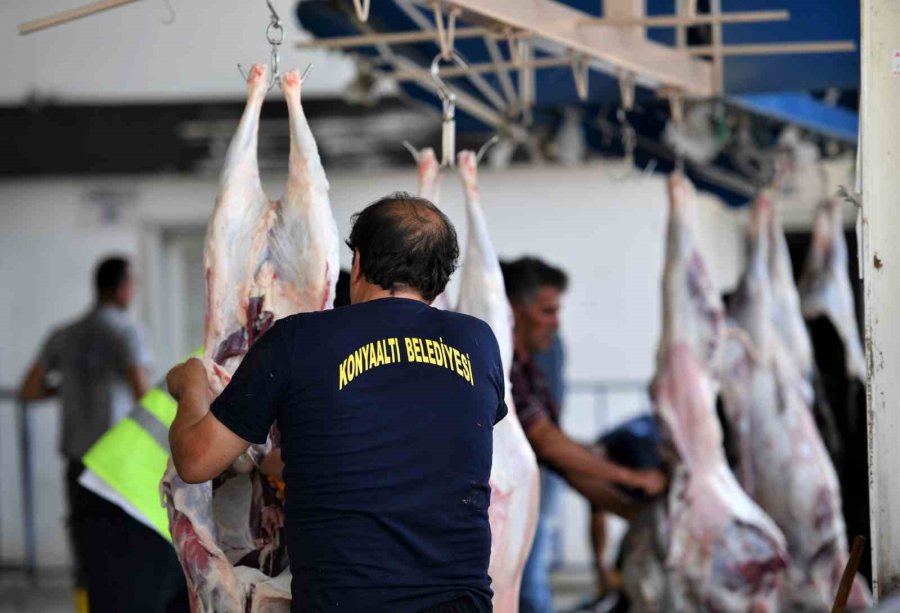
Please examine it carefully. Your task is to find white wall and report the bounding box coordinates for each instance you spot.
[0,161,745,570]
[1,0,355,103]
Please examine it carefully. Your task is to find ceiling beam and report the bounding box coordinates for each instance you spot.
[444,0,716,96]
[603,0,645,38]
[579,9,789,27]
[687,40,856,56]
[18,0,139,35]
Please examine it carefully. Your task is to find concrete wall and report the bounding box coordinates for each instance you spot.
[2,0,355,103]
[0,161,747,570]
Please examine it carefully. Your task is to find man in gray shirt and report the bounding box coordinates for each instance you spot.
[19,256,151,594]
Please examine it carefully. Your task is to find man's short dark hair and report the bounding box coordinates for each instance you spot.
[346,192,459,302]
[500,257,568,305]
[95,257,130,295]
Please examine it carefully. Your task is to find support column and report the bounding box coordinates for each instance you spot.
[860,0,900,598]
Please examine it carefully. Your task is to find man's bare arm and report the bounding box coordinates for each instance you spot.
[18,364,53,401]
[167,358,249,484]
[524,418,665,519]
[128,365,151,400]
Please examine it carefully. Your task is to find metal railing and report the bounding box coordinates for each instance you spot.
[0,387,37,582]
[0,378,648,582]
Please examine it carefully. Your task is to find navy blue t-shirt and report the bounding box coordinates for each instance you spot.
[211,297,507,612]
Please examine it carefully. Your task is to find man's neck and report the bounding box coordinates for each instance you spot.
[97,299,125,311]
[354,284,428,305]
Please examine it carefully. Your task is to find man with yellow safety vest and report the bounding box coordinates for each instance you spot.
[18,256,188,613]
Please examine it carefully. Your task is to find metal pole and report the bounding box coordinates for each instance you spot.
[17,400,37,583]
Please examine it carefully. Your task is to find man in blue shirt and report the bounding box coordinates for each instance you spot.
[502,257,666,613]
[166,193,506,612]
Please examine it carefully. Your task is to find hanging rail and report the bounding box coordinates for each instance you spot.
[19,0,140,35]
[576,9,789,28]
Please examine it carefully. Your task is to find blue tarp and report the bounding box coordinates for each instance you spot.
[298,0,861,104]
[730,92,858,143]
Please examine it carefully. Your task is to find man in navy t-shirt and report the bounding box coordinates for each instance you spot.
[166,193,506,612]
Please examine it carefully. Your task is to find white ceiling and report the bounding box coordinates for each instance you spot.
[3,0,356,103]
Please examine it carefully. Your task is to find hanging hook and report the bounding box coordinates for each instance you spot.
[238,0,285,91]
[265,0,284,90]
[571,53,589,101]
[476,135,501,165]
[402,141,422,163]
[617,70,635,112]
[160,0,176,25]
[431,51,467,167]
[265,0,281,24]
[617,107,636,174]
[352,0,371,22]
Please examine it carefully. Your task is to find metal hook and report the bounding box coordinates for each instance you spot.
[431,51,467,167]
[430,49,466,100]
[571,53,589,101]
[617,107,636,172]
[402,141,422,163]
[160,0,176,25]
[476,135,501,165]
[265,0,281,24]
[617,70,635,112]
[238,0,286,91]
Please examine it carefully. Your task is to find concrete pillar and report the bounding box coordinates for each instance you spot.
[860,0,900,598]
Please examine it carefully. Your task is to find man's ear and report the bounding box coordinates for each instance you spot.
[351,249,361,283]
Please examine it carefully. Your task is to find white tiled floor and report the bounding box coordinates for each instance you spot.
[0,571,73,613]
[0,568,600,613]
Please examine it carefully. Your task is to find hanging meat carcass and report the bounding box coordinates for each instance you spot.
[414,147,452,310]
[622,174,788,611]
[798,196,871,585]
[416,146,443,204]
[721,194,870,610]
[453,151,539,611]
[799,199,866,382]
[160,64,340,612]
[767,201,842,460]
[768,200,815,395]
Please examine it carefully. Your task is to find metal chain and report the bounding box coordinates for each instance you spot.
[265,0,284,90]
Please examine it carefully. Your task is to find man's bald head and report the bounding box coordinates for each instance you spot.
[346,192,459,301]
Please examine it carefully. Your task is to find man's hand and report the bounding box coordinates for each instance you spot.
[630,468,667,498]
[166,358,208,401]
[18,363,53,401]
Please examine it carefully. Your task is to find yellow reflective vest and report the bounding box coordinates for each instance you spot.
[81,349,202,541]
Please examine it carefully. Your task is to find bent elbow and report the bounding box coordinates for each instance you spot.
[170,438,209,484]
[172,456,208,484]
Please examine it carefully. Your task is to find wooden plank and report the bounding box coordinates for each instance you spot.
[579,9,789,27]
[18,0,140,35]
[603,0,645,38]
[687,41,856,56]
[860,0,900,598]
[389,55,575,80]
[296,26,495,49]
[296,10,790,51]
[447,0,715,96]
